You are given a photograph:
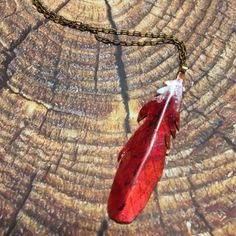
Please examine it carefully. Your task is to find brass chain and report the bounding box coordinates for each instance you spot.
[32,0,187,72]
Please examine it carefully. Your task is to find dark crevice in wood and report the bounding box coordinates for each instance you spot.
[2,122,29,165]
[23,204,95,235]
[188,90,200,100]
[6,86,101,119]
[38,36,64,132]
[188,178,214,236]
[177,0,226,91]
[97,218,109,236]
[181,103,191,125]
[150,187,235,218]
[0,0,71,90]
[50,37,64,97]
[192,109,213,124]
[5,172,37,236]
[185,0,227,86]
[30,175,109,198]
[130,0,177,86]
[50,0,72,13]
[42,164,52,181]
[54,153,64,173]
[187,73,235,126]
[104,0,131,134]
[5,83,117,121]
[196,119,223,146]
[6,84,42,107]
[94,41,100,93]
[10,149,26,171]
[70,147,79,168]
[0,20,44,90]
[2,3,17,20]
[50,62,62,94]
[0,49,15,89]
[38,108,50,132]
[163,154,236,191]
[123,0,187,86]
[217,132,236,152]
[123,0,156,30]
[8,122,28,147]
[153,188,170,235]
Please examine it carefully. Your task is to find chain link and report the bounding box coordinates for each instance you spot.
[32,0,187,71]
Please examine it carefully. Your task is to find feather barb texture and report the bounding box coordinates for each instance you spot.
[108,72,185,223]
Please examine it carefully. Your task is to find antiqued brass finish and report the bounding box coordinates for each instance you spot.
[32,0,187,71]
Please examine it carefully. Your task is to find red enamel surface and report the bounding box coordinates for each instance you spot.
[108,93,182,223]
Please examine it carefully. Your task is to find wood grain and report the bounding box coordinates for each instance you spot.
[0,0,235,235]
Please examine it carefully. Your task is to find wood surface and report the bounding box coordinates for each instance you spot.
[0,0,236,235]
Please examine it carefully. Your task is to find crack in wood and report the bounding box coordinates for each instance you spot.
[2,2,18,20]
[38,108,50,132]
[1,120,29,165]
[5,172,37,236]
[104,0,131,135]
[0,20,44,89]
[54,153,64,173]
[192,109,211,123]
[153,188,170,235]
[8,122,28,147]
[42,164,52,181]
[0,0,71,90]
[196,119,223,146]
[6,86,99,119]
[192,108,213,123]
[94,41,100,93]
[38,35,64,132]
[0,48,15,89]
[50,56,63,94]
[97,218,108,236]
[182,0,226,86]
[188,178,213,236]
[68,146,79,170]
[217,132,236,152]
[188,90,200,100]
[6,83,48,108]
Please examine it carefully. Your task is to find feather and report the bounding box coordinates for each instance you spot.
[108,72,185,223]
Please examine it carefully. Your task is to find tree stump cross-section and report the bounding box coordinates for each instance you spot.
[0,0,236,235]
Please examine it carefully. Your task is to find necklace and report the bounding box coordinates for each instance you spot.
[32,0,188,224]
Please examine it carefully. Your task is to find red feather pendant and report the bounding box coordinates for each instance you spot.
[108,71,185,223]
